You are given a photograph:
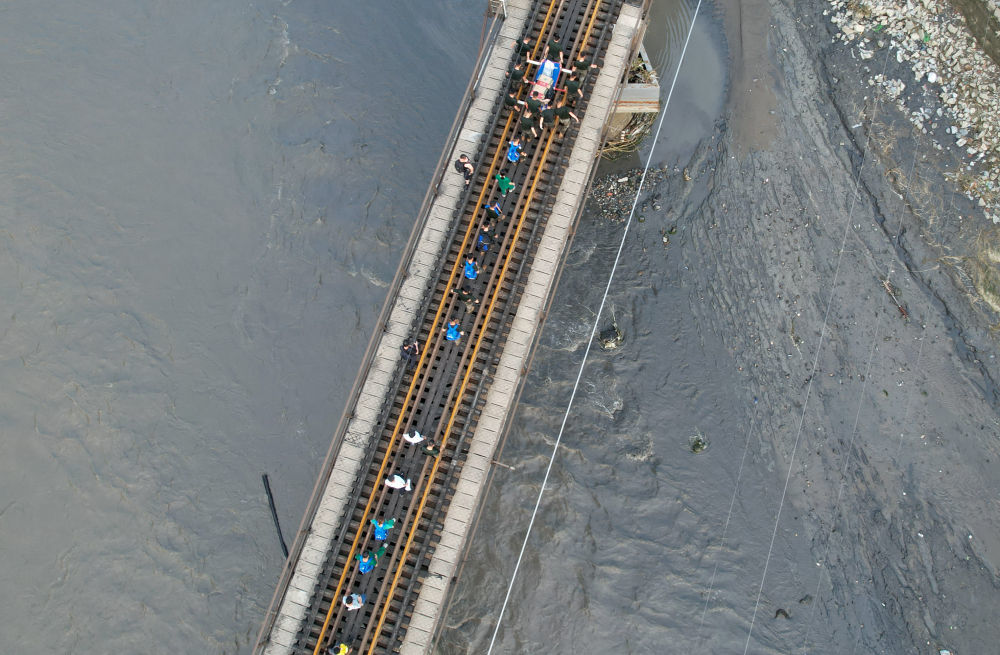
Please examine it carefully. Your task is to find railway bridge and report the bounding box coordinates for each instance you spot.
[254,0,652,652]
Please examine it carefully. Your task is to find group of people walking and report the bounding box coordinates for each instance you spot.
[445,33,600,350]
[333,428,438,653]
[506,35,598,138]
[330,32,600,655]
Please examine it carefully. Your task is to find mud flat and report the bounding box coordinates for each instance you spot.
[638,0,1000,651]
[444,0,1000,651]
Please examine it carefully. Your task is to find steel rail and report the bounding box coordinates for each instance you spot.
[365,125,560,655]
[306,3,565,650]
[298,0,624,649]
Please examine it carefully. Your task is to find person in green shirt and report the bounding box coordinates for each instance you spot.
[421,441,441,458]
[370,517,396,541]
[495,174,516,196]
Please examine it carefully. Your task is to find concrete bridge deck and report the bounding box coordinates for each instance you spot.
[254,1,649,653]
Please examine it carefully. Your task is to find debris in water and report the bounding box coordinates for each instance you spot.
[798,594,813,605]
[774,608,791,619]
[598,321,624,350]
[881,278,909,319]
[689,434,709,453]
[587,167,670,221]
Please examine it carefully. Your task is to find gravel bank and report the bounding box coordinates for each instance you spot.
[826,0,1000,223]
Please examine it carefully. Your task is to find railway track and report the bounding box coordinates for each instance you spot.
[294,1,627,652]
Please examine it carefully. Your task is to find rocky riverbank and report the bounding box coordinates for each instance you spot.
[826,0,1000,223]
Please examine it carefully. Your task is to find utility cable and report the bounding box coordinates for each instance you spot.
[694,404,758,647]
[799,143,919,650]
[742,43,894,654]
[485,1,704,651]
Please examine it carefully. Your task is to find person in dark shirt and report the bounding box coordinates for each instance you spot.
[564,74,584,103]
[540,106,557,129]
[477,224,494,252]
[421,441,441,458]
[573,54,599,76]
[452,285,480,313]
[547,36,564,63]
[520,91,544,113]
[553,100,580,134]
[513,36,533,60]
[520,110,538,139]
[503,91,521,112]
[454,154,474,186]
[506,61,526,85]
[399,339,419,368]
[483,200,503,219]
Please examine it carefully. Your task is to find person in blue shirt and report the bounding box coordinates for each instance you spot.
[342,593,366,611]
[355,545,386,575]
[371,517,397,541]
[506,138,523,164]
[463,256,480,280]
[444,319,464,342]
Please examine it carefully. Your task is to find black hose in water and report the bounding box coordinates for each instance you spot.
[262,473,289,559]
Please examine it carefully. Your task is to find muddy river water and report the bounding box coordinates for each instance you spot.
[1,1,997,654]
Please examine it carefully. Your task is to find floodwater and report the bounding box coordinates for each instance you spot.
[0,1,479,652]
[4,0,1000,654]
[440,1,1000,654]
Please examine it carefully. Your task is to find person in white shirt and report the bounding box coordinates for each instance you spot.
[384,474,412,491]
[341,593,365,611]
